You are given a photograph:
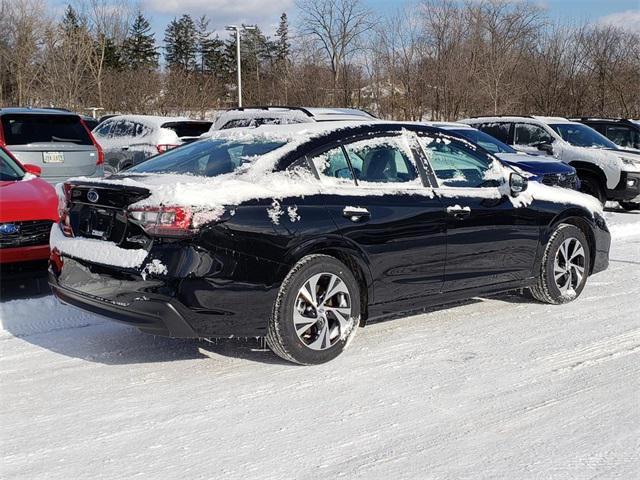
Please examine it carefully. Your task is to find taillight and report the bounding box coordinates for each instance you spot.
[80,119,104,165]
[50,248,64,273]
[157,144,177,154]
[129,206,195,238]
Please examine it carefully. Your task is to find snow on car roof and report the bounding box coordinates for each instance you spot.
[532,116,576,124]
[104,114,195,128]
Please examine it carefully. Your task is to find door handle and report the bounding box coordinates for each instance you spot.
[343,206,371,222]
[446,205,471,219]
[121,146,130,151]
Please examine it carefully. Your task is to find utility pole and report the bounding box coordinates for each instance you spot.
[225,25,256,108]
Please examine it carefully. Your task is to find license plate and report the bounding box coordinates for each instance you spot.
[43,151,64,163]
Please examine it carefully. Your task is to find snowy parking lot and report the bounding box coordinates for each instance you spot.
[1,208,639,480]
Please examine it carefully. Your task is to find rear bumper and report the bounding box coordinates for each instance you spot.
[0,244,50,264]
[48,247,284,338]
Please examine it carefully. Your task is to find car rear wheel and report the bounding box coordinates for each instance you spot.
[530,224,591,305]
[266,254,361,365]
[578,173,606,205]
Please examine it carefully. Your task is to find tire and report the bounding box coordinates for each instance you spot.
[578,173,606,205]
[530,224,591,305]
[619,201,639,211]
[266,254,361,365]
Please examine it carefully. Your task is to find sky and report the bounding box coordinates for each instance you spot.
[50,0,640,39]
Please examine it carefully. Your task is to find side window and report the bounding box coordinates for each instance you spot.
[478,122,511,143]
[94,121,112,137]
[311,147,354,184]
[606,126,637,149]
[343,137,419,185]
[514,123,554,146]
[111,120,134,137]
[421,137,498,188]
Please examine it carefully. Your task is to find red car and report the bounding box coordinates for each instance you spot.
[0,146,58,265]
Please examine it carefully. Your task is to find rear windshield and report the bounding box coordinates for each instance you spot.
[1,114,92,145]
[128,137,286,177]
[162,122,213,138]
[0,148,25,181]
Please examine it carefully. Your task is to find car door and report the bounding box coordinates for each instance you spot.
[417,133,540,292]
[308,133,447,306]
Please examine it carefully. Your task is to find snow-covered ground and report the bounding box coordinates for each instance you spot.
[1,209,639,480]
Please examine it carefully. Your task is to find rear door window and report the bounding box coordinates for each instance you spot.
[343,137,419,185]
[1,114,92,145]
[478,122,512,144]
[606,125,639,149]
[311,147,355,185]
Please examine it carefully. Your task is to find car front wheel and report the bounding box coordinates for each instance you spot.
[267,254,361,365]
[530,224,591,305]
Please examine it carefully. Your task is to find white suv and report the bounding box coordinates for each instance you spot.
[461,116,640,209]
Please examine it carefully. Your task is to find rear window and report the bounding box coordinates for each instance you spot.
[1,114,92,145]
[128,138,286,177]
[162,122,213,138]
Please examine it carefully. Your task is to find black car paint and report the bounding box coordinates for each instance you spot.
[49,123,611,338]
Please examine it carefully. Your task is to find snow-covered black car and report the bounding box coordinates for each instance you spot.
[49,122,611,364]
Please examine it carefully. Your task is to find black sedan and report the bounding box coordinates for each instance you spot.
[49,122,611,364]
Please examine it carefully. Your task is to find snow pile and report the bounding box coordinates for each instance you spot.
[141,259,168,280]
[21,173,37,182]
[50,225,148,268]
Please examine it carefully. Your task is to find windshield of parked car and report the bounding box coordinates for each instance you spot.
[0,149,25,181]
[448,128,517,154]
[1,114,93,145]
[128,137,287,177]
[550,123,617,149]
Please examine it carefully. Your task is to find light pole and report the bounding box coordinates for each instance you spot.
[225,25,256,108]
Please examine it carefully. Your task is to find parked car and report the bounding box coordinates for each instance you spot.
[573,118,640,151]
[81,115,100,131]
[423,121,579,190]
[49,122,610,364]
[211,106,377,131]
[0,146,58,267]
[461,116,640,209]
[92,115,213,174]
[0,108,104,184]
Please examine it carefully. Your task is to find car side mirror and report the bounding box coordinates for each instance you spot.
[509,172,528,196]
[23,164,42,176]
[536,142,553,154]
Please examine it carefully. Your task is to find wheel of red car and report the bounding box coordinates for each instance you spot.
[530,224,591,305]
[267,254,361,365]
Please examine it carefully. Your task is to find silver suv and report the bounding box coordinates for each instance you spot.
[0,108,103,184]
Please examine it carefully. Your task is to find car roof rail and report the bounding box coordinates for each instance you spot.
[224,106,315,118]
[572,117,631,123]
[468,114,535,119]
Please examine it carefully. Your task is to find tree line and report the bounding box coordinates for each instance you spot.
[1,0,638,120]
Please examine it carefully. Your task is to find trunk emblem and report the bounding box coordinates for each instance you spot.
[87,189,100,203]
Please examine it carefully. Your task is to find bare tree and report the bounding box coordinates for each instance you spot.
[297,0,374,104]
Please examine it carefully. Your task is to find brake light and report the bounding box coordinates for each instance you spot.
[129,206,195,238]
[80,119,104,165]
[50,248,64,273]
[157,144,177,154]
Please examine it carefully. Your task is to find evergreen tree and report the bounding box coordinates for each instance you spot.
[196,15,225,75]
[101,36,124,70]
[275,13,290,63]
[164,15,198,71]
[61,5,82,34]
[122,12,159,70]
